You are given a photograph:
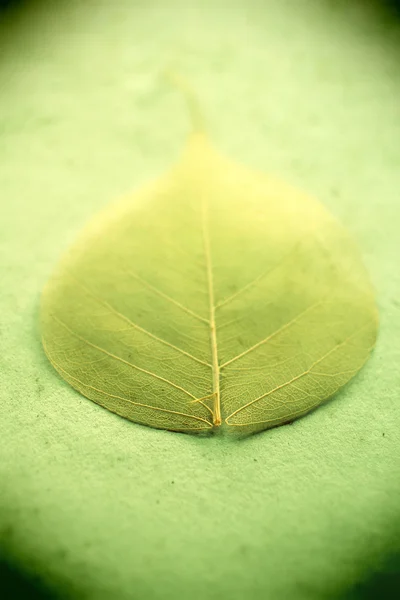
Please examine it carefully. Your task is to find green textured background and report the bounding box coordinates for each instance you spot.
[1,1,399,598]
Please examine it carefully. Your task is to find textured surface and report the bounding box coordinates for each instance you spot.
[1,0,400,598]
[40,126,378,435]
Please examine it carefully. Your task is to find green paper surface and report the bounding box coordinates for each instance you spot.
[1,1,399,598]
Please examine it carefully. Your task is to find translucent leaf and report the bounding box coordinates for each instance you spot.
[40,73,378,435]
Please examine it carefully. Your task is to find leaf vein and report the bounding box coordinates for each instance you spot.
[202,197,221,426]
[66,271,212,367]
[225,323,373,422]
[125,268,209,324]
[220,298,325,369]
[49,315,199,400]
[43,343,213,429]
[215,238,309,310]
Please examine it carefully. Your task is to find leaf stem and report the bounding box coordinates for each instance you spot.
[162,67,206,136]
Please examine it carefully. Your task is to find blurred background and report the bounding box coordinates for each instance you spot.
[1,1,399,598]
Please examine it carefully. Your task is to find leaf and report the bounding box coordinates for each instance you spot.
[40,71,379,435]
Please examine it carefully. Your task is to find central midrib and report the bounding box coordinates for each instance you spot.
[202,199,221,426]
